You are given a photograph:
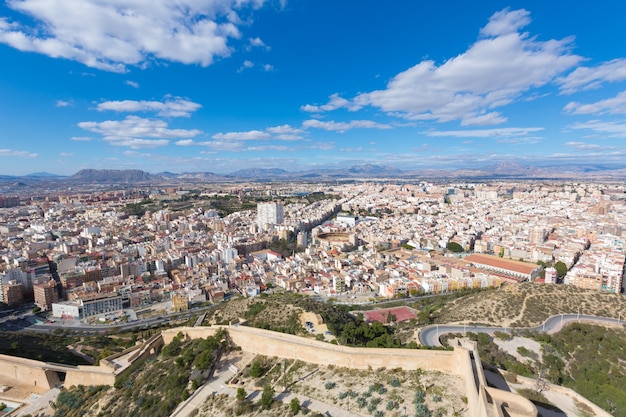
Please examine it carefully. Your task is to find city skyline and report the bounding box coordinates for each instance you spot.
[2,1,626,175]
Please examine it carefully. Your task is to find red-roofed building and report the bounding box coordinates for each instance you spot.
[465,254,541,282]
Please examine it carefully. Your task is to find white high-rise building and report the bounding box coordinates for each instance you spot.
[257,202,284,230]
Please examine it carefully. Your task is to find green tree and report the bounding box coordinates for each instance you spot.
[446,241,463,253]
[236,387,246,402]
[249,360,264,378]
[260,384,275,409]
[290,397,301,414]
[555,261,568,277]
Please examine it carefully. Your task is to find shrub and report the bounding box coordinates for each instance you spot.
[260,384,275,409]
[249,360,265,378]
[290,397,301,414]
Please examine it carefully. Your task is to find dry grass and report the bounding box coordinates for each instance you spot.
[437,283,626,327]
[215,356,464,417]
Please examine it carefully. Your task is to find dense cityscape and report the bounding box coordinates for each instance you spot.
[1,179,624,317]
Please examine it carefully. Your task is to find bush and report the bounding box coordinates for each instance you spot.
[249,360,265,378]
[260,384,275,409]
[290,397,301,414]
[236,387,246,402]
[324,381,336,390]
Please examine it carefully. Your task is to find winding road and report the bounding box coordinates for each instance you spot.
[418,314,625,347]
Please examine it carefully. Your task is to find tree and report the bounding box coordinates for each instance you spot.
[260,384,275,409]
[290,397,301,414]
[554,261,568,277]
[249,360,264,378]
[446,241,463,253]
[236,387,246,402]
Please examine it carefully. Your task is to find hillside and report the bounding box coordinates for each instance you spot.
[435,283,626,327]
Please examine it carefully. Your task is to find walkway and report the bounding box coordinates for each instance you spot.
[170,358,365,417]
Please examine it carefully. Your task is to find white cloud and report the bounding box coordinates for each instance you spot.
[480,8,531,37]
[59,152,73,157]
[201,141,244,151]
[249,36,269,50]
[245,145,290,151]
[212,130,271,140]
[0,0,269,72]
[266,124,303,139]
[301,93,361,112]
[557,59,626,94]
[564,90,626,116]
[424,127,544,138]
[308,142,335,150]
[330,9,581,124]
[496,137,542,145]
[0,148,38,158]
[565,141,612,150]
[96,97,201,117]
[106,138,169,149]
[238,60,255,72]
[569,120,626,138]
[78,115,202,148]
[266,124,303,134]
[55,99,72,107]
[461,112,507,126]
[69,136,93,141]
[302,119,391,132]
[262,64,274,72]
[125,80,140,88]
[175,139,196,146]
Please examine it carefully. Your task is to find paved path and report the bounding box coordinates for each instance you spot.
[170,362,366,417]
[14,387,61,417]
[418,314,624,347]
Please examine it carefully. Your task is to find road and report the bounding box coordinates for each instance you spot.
[418,314,625,347]
[8,306,212,335]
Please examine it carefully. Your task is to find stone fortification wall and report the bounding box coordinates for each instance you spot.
[65,365,116,387]
[454,340,536,417]
[163,325,458,373]
[0,354,61,389]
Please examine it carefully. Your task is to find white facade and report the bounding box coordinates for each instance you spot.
[257,202,284,229]
[52,296,123,319]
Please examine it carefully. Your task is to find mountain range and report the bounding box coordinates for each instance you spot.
[2,162,626,184]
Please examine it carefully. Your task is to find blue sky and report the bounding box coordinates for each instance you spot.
[2,1,626,175]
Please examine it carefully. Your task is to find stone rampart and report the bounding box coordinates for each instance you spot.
[0,354,60,389]
[64,365,117,387]
[164,325,458,373]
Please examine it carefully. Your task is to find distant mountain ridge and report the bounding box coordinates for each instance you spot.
[2,162,626,184]
[69,169,156,183]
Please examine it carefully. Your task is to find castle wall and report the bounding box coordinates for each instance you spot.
[0,354,61,389]
[163,326,457,373]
